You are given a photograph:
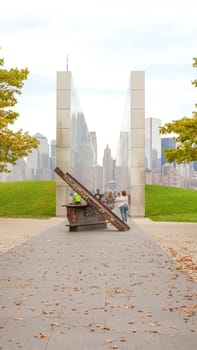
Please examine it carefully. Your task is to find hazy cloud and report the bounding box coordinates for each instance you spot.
[1,0,197,162]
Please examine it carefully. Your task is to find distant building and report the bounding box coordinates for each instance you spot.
[161,137,176,171]
[50,140,56,179]
[26,133,51,180]
[193,161,197,171]
[115,131,129,191]
[11,158,26,181]
[103,144,115,190]
[145,118,161,171]
[89,131,97,166]
[0,134,57,182]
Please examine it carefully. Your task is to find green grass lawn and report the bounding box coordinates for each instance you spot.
[0,181,196,222]
[0,181,56,219]
[145,184,197,222]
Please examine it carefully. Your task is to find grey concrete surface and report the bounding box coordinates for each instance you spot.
[0,217,196,349]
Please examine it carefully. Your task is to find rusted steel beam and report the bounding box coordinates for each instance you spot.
[55,166,129,231]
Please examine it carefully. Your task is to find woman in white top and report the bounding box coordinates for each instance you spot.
[116,190,129,222]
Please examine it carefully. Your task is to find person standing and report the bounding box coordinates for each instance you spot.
[69,192,74,204]
[116,190,129,222]
[101,193,106,204]
[74,192,81,205]
[95,189,102,201]
[106,190,115,210]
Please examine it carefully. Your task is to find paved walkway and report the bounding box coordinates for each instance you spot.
[0,217,196,349]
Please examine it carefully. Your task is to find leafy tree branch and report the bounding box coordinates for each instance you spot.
[160,57,197,164]
[0,57,39,172]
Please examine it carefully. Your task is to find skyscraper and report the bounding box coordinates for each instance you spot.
[103,144,114,190]
[161,137,176,168]
[145,118,161,171]
[26,133,50,180]
[89,131,97,166]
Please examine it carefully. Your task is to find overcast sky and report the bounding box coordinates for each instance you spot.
[1,0,196,164]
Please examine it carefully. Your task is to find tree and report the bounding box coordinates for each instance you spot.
[159,57,197,164]
[0,57,39,172]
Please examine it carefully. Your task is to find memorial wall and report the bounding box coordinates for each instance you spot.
[116,71,145,216]
[56,71,95,216]
[56,71,145,217]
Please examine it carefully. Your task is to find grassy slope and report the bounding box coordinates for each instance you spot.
[145,184,197,222]
[0,181,196,222]
[0,181,56,219]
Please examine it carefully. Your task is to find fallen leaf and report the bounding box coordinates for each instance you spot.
[39,332,48,338]
[185,294,197,300]
[144,329,158,334]
[15,301,23,306]
[104,338,113,343]
[111,304,120,308]
[50,322,61,328]
[96,324,110,331]
[170,325,177,329]
[180,304,197,317]
[120,337,127,342]
[83,323,92,328]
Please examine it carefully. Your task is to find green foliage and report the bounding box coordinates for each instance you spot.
[160,57,197,164]
[159,115,197,163]
[192,57,197,89]
[0,57,39,172]
[0,181,56,218]
[145,184,197,222]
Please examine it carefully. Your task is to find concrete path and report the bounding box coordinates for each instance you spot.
[0,217,196,349]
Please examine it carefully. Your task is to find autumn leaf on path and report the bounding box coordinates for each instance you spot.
[120,336,127,342]
[104,338,113,343]
[144,329,158,334]
[84,323,92,328]
[170,325,177,330]
[83,323,95,332]
[96,324,110,331]
[15,301,23,306]
[180,304,197,318]
[39,332,48,338]
[185,293,197,301]
[50,322,61,328]
[175,255,197,277]
[124,304,135,309]
[168,247,177,257]
[177,256,193,264]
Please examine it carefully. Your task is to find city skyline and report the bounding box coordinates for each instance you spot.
[1,129,196,190]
